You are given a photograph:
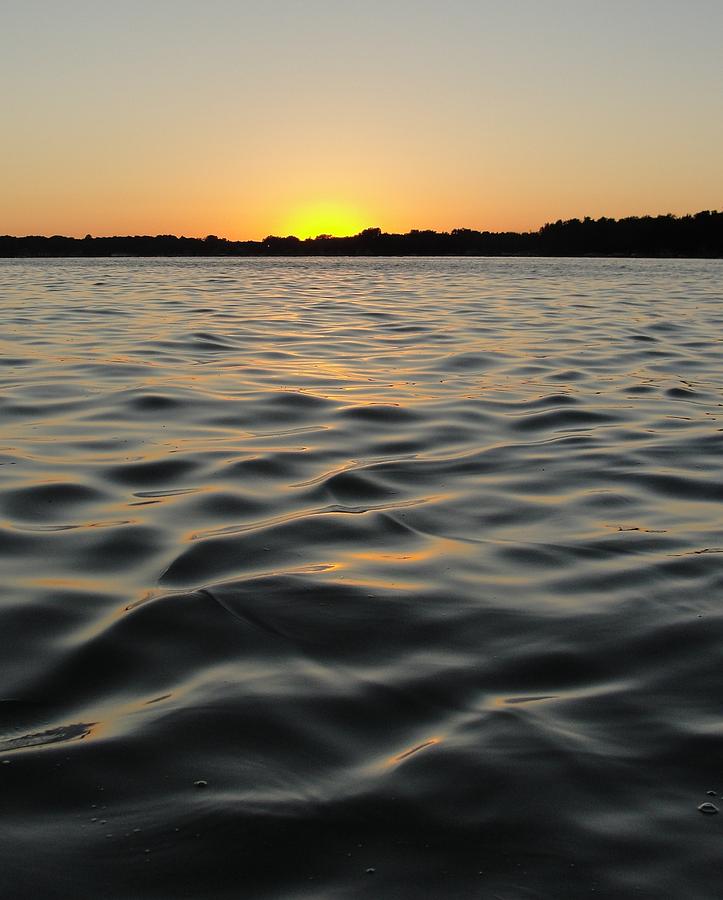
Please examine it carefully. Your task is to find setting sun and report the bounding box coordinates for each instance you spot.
[282,201,369,239]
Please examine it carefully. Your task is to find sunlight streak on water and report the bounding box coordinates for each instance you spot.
[1,257,723,899]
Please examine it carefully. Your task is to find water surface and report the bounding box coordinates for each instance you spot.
[1,257,723,898]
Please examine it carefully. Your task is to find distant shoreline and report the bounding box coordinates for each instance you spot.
[1,211,721,258]
[2,253,722,261]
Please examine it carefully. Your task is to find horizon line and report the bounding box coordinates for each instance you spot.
[3,208,722,243]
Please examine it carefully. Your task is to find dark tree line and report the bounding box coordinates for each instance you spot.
[1,211,721,257]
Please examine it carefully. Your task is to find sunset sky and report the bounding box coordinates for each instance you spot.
[3,0,722,239]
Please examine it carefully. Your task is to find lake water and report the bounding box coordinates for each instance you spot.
[1,257,722,898]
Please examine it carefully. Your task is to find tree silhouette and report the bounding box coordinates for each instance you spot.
[1,211,721,257]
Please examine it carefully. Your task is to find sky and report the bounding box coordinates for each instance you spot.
[2,0,722,239]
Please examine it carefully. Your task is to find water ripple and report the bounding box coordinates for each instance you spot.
[1,257,723,899]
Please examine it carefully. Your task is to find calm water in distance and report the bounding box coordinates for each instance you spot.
[1,257,723,898]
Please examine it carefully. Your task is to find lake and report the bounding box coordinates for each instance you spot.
[1,257,722,898]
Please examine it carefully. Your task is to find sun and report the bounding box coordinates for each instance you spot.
[283,201,369,239]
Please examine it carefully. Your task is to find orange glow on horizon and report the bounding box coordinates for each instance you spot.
[2,6,722,239]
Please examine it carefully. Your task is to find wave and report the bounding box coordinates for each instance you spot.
[1,256,723,899]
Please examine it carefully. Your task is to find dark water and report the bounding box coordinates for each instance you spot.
[1,257,722,899]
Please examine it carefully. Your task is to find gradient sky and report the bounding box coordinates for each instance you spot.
[3,0,722,239]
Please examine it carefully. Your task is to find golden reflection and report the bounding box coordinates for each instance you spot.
[483,681,621,711]
[24,575,115,592]
[348,535,463,566]
[488,694,558,709]
[384,736,442,768]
